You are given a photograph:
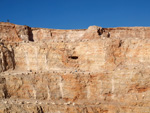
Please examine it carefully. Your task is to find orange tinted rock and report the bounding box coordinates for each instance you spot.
[0,22,150,112]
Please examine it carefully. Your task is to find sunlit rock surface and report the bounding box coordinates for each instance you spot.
[0,22,150,113]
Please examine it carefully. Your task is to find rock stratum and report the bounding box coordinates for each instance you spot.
[0,22,150,113]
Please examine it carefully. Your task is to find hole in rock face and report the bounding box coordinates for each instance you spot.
[97,28,101,35]
[68,56,78,59]
[107,32,110,38]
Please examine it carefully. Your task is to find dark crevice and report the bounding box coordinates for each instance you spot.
[0,77,10,98]
[0,45,16,72]
[37,106,44,113]
[107,32,110,38]
[68,56,78,59]
[118,40,123,48]
[0,77,6,84]
[3,84,10,98]
[11,48,16,70]
[7,49,16,70]
[97,28,105,35]
[5,47,15,70]
[97,28,101,35]
[2,52,7,71]
[28,27,34,41]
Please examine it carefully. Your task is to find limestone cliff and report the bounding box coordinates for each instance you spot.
[0,22,150,113]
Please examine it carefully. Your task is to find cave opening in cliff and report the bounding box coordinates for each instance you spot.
[68,56,78,59]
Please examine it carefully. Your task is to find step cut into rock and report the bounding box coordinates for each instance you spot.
[0,22,150,113]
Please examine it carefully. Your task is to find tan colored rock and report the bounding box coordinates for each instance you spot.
[1,22,150,112]
[0,22,33,42]
[0,43,15,72]
[0,77,7,98]
[82,26,102,39]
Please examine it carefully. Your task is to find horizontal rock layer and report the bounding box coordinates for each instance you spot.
[0,22,150,113]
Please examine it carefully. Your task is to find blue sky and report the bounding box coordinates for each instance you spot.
[0,0,150,29]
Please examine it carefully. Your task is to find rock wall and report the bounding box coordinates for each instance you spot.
[0,22,150,113]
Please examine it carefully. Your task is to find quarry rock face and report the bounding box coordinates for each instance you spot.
[0,22,150,113]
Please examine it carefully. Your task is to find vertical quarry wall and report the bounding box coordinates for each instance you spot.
[0,22,150,113]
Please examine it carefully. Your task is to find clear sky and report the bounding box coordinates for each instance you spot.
[0,0,150,29]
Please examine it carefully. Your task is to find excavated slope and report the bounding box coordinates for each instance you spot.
[0,22,150,113]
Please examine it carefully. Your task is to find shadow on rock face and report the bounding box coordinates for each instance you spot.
[28,27,34,42]
[0,44,15,73]
[0,77,10,98]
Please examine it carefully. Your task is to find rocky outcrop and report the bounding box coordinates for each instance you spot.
[0,22,33,42]
[1,22,150,112]
[0,43,15,72]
